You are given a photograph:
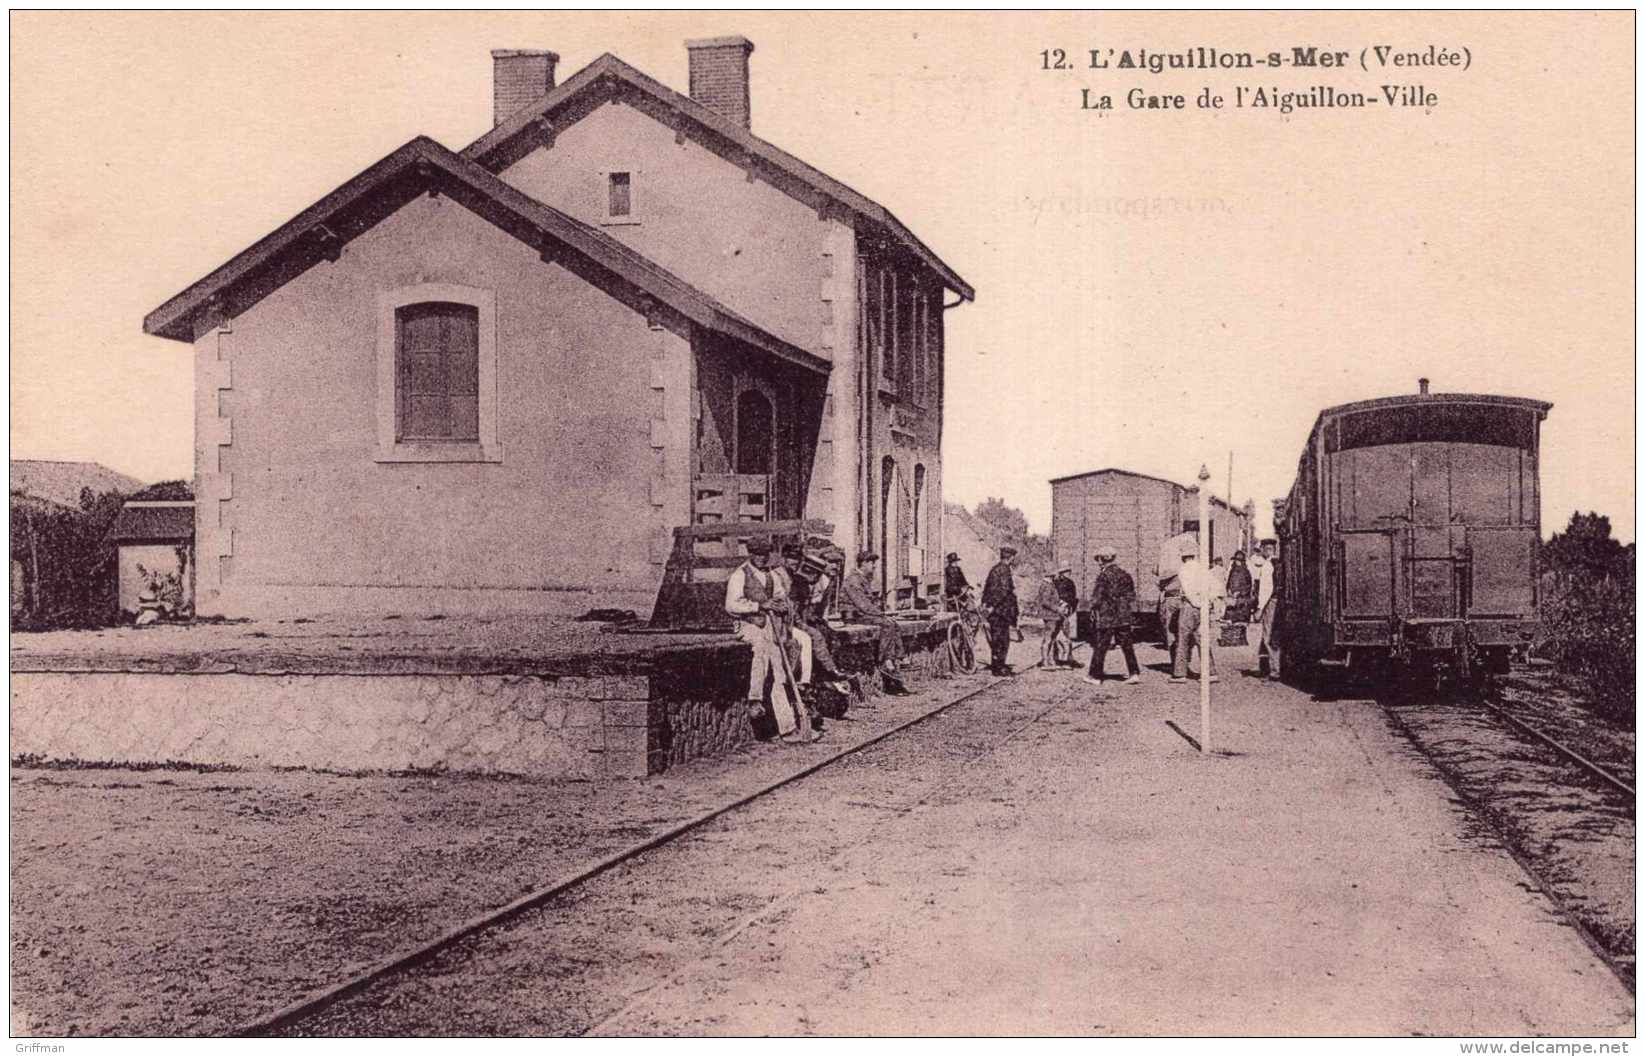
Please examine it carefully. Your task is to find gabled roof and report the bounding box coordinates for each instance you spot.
[11,460,144,508]
[143,137,825,374]
[1048,467,1249,516]
[464,53,974,302]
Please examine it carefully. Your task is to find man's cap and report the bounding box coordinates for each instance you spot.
[746,538,773,554]
[945,552,960,562]
[1233,549,1247,560]
[1093,546,1117,560]
[1056,566,1072,575]
[857,550,879,563]
[1000,546,1018,558]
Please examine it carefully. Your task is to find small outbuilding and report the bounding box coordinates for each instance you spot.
[105,501,195,619]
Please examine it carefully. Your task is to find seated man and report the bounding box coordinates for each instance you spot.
[776,543,849,693]
[725,538,815,743]
[838,551,910,695]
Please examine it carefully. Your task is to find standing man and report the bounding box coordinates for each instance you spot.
[838,552,911,695]
[725,539,813,743]
[1034,572,1068,669]
[1171,541,1222,684]
[981,546,1020,676]
[1086,547,1141,686]
[1053,566,1081,668]
[1253,538,1282,680]
[942,552,971,611]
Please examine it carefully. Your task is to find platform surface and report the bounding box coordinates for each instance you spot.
[10,613,947,677]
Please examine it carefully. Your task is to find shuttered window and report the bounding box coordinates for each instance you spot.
[396,302,480,441]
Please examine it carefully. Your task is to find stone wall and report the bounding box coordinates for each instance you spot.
[10,619,952,780]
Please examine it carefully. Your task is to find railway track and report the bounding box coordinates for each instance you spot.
[1473,693,1635,804]
[234,672,1029,1037]
[1376,682,1636,990]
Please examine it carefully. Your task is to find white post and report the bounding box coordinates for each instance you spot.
[1198,464,1212,756]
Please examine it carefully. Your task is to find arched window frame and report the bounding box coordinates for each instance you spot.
[374,283,501,463]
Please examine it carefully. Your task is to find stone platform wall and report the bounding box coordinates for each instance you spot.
[10,619,952,780]
[12,653,751,781]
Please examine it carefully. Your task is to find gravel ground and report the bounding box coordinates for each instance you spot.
[1377,670,1636,987]
[279,643,1630,1036]
[14,639,1632,1037]
[8,659,990,1037]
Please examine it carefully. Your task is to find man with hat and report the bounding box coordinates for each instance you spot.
[1087,546,1141,685]
[981,546,1020,675]
[725,537,814,742]
[776,542,849,693]
[1053,565,1081,668]
[1034,570,1068,669]
[838,551,910,695]
[942,552,971,610]
[1171,539,1222,683]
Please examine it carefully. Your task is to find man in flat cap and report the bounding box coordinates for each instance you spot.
[838,551,910,695]
[981,546,1020,675]
[1087,547,1141,686]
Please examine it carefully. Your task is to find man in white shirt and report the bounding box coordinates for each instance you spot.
[725,538,812,743]
[1252,538,1281,680]
[1171,541,1222,683]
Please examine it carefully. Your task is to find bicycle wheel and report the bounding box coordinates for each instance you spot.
[948,619,977,674]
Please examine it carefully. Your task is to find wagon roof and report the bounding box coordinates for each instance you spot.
[141,137,825,375]
[1306,392,1553,443]
[1047,467,1249,514]
[463,53,973,302]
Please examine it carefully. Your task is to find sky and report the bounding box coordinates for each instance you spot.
[10,11,1635,540]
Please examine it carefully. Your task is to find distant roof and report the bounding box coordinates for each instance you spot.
[11,460,144,508]
[104,503,194,544]
[943,502,1006,548]
[142,137,825,374]
[464,53,974,302]
[1047,467,1249,516]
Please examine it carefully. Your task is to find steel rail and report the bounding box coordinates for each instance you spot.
[1475,696,1635,802]
[1377,697,1635,991]
[233,673,1017,1037]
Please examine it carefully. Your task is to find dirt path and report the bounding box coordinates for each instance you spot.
[284,644,1634,1036]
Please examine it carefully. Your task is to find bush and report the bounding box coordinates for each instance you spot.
[10,487,127,630]
[1537,512,1636,729]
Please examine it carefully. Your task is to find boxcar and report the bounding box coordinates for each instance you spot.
[1275,385,1552,683]
[1050,468,1253,631]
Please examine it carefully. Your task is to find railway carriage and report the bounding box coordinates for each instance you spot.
[1275,383,1551,685]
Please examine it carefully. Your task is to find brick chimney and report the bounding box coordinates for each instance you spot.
[491,49,559,127]
[686,36,754,128]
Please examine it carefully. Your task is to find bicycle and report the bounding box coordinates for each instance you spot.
[945,588,983,674]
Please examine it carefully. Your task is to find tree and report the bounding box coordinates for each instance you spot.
[973,498,1029,542]
[1545,511,1631,581]
[972,498,1054,575]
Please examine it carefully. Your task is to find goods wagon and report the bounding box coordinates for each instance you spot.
[1050,468,1253,632]
[1275,382,1551,685]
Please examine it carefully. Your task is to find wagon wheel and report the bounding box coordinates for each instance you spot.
[947,619,977,674]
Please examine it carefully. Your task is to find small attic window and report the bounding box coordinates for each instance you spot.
[603,170,639,224]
